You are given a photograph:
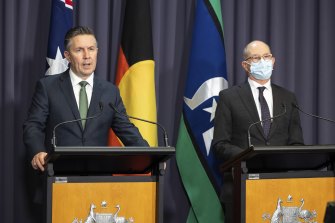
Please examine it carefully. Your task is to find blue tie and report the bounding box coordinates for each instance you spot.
[258,87,271,138]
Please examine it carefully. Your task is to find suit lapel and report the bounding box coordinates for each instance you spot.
[85,77,103,130]
[238,82,265,137]
[268,84,282,139]
[59,71,82,122]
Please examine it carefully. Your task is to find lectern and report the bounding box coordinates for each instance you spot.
[220,145,335,223]
[45,146,175,223]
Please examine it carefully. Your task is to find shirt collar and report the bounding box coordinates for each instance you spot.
[248,77,271,90]
[69,69,94,87]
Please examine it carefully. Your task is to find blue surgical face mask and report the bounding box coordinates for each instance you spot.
[249,59,273,80]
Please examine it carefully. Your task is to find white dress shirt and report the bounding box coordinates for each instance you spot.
[248,78,273,120]
[69,69,94,109]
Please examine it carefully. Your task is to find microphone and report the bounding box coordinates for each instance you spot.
[109,102,169,147]
[247,103,287,148]
[51,102,104,148]
[293,103,335,123]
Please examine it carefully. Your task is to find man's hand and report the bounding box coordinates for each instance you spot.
[31,152,48,171]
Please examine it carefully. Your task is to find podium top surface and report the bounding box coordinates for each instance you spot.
[220,145,335,172]
[46,146,174,159]
[250,144,335,153]
[45,146,175,175]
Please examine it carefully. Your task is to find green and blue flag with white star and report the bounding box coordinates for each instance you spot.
[176,0,228,221]
[45,0,73,75]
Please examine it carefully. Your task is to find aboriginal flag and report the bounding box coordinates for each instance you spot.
[109,0,158,146]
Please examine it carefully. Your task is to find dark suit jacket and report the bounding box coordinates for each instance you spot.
[212,82,304,222]
[23,70,148,161]
[212,81,304,162]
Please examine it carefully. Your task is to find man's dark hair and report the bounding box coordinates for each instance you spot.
[64,26,97,50]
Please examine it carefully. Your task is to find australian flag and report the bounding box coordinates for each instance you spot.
[45,0,73,76]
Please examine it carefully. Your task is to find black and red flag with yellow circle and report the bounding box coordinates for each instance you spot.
[109,0,157,146]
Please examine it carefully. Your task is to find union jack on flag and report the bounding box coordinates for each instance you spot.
[45,0,73,75]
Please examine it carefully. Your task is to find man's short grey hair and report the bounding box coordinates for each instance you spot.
[64,26,98,50]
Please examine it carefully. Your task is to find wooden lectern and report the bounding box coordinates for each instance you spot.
[45,146,175,223]
[220,145,335,223]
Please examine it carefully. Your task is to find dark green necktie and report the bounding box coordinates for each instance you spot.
[79,81,88,128]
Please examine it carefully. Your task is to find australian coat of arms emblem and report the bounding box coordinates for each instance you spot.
[262,195,317,223]
[72,201,134,223]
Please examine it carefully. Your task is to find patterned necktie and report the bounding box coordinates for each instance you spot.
[79,81,88,128]
[258,87,271,138]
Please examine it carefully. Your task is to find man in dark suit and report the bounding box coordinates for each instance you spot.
[23,26,148,172]
[212,40,304,222]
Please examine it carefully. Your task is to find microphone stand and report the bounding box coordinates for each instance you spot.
[248,104,287,148]
[109,103,169,147]
[293,103,335,123]
[52,103,104,148]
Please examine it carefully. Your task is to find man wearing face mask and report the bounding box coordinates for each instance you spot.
[212,40,304,222]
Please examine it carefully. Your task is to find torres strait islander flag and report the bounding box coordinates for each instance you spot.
[176,0,228,221]
[109,0,158,147]
[45,0,73,76]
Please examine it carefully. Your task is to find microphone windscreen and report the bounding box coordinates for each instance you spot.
[292,103,299,109]
[99,102,104,111]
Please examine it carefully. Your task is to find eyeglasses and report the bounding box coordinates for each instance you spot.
[245,54,273,63]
